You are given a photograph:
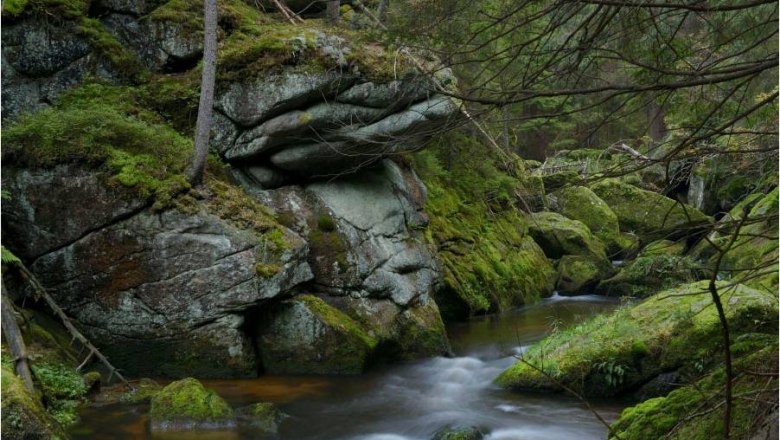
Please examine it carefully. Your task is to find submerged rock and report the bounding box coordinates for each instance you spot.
[235,402,286,434]
[149,378,234,431]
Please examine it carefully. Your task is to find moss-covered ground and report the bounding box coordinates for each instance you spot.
[495,281,777,397]
[610,341,778,440]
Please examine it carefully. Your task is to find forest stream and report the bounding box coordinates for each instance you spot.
[69,294,626,440]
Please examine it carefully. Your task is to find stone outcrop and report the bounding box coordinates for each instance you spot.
[217,71,459,185]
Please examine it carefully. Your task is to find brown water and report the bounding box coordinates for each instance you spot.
[70,293,625,440]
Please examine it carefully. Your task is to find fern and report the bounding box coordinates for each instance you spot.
[1,246,21,265]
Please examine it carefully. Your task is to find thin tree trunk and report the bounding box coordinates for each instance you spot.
[1,283,35,393]
[376,0,389,22]
[187,0,218,186]
[326,0,340,25]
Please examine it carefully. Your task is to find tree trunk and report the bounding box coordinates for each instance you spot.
[187,0,218,186]
[1,284,35,393]
[326,0,340,25]
[376,0,389,22]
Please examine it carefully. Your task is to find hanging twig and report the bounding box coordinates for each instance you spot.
[1,283,35,393]
[15,264,134,390]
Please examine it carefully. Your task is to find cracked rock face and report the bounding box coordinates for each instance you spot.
[4,168,313,378]
[249,160,450,372]
[216,70,459,185]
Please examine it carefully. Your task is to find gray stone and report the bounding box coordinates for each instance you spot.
[96,0,160,15]
[1,166,146,260]
[27,203,312,377]
[336,79,432,109]
[215,72,356,127]
[101,13,201,71]
[2,19,91,77]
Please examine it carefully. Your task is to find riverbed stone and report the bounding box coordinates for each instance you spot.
[150,378,235,431]
[528,211,608,262]
[556,255,610,295]
[551,185,634,257]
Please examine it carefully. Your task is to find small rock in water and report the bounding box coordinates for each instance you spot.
[149,378,235,431]
[431,425,488,440]
[235,402,287,435]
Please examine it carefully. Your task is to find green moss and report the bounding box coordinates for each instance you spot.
[30,362,88,427]
[596,254,708,298]
[317,212,337,232]
[718,188,779,291]
[3,0,88,18]
[556,255,608,294]
[2,0,29,15]
[610,344,778,440]
[528,211,609,261]
[308,228,350,273]
[640,239,685,257]
[2,366,68,440]
[76,17,148,82]
[150,378,233,424]
[552,185,631,256]
[297,295,378,351]
[590,178,711,243]
[495,281,777,396]
[255,263,281,278]
[412,132,556,318]
[2,83,193,209]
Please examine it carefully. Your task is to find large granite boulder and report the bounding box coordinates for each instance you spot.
[528,212,609,262]
[218,70,459,184]
[4,167,313,378]
[253,159,451,370]
[550,185,636,257]
[590,179,711,243]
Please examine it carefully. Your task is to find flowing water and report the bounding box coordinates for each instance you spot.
[70,294,625,440]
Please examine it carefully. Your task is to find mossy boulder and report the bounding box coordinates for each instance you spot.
[556,255,611,295]
[149,378,235,431]
[431,425,488,440]
[257,295,378,374]
[718,188,778,291]
[551,185,634,257]
[528,211,609,262]
[1,366,68,440]
[235,402,286,435]
[495,281,777,396]
[595,254,708,298]
[590,179,711,243]
[541,171,580,191]
[639,239,685,257]
[610,343,778,440]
